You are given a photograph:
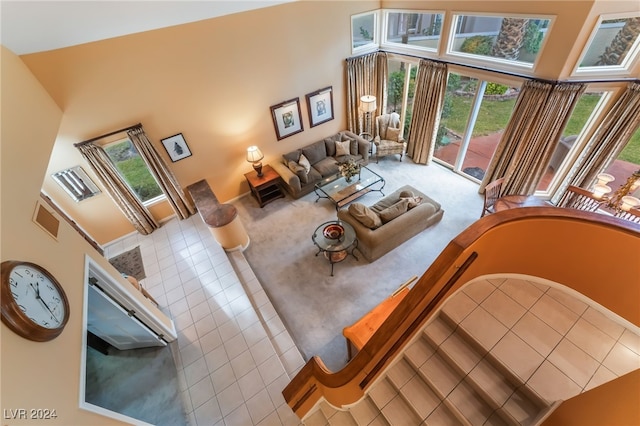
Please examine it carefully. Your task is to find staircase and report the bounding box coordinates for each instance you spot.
[303,309,559,425]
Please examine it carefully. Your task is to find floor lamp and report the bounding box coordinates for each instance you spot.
[359,95,377,137]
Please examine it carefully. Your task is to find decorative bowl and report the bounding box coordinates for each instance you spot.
[323,224,344,240]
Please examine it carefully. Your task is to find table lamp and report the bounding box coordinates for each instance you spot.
[246,146,264,177]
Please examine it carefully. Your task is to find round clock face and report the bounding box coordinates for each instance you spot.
[1,261,70,341]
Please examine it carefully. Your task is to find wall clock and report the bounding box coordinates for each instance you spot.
[1,260,70,341]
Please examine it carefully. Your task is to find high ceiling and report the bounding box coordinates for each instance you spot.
[0,1,295,55]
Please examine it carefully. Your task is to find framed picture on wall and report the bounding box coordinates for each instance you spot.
[306,86,334,127]
[270,98,304,140]
[161,133,192,162]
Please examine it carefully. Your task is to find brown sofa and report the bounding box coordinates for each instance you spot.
[337,185,444,262]
[271,131,370,199]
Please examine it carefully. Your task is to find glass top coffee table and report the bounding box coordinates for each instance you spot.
[312,220,358,276]
[314,166,385,211]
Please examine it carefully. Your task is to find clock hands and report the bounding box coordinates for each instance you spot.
[29,282,59,323]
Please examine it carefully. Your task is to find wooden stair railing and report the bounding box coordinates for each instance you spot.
[282,207,640,420]
[556,185,603,212]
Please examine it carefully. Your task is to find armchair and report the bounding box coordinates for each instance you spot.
[374,112,406,163]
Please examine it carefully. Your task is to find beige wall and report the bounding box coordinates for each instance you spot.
[0,46,128,425]
[16,1,640,246]
[21,1,378,244]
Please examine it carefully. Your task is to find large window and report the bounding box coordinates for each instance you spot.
[104,138,163,205]
[448,14,552,68]
[382,11,444,53]
[601,126,640,195]
[575,14,640,75]
[386,58,418,139]
[433,72,520,181]
[536,92,608,192]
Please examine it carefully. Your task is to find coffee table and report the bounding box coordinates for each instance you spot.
[312,220,358,276]
[314,166,385,211]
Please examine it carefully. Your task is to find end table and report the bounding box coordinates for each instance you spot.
[244,164,284,207]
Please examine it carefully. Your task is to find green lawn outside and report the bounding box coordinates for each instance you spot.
[446,93,640,165]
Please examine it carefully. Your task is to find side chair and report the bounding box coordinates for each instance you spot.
[373,112,406,163]
[481,177,505,217]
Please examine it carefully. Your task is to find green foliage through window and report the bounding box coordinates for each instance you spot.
[104,139,163,203]
[460,35,494,55]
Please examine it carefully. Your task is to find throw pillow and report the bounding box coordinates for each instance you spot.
[335,140,351,157]
[282,150,301,164]
[302,140,327,165]
[399,190,414,198]
[379,198,410,223]
[324,138,337,157]
[298,153,311,173]
[348,203,382,229]
[407,196,423,209]
[288,160,308,184]
[387,127,401,142]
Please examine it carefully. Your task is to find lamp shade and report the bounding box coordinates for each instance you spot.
[596,173,615,185]
[621,195,640,211]
[246,146,264,163]
[359,95,377,113]
[592,184,611,199]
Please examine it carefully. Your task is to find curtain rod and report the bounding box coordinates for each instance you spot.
[74,123,142,147]
[351,50,639,85]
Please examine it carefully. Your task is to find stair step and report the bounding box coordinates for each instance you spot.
[422,314,551,425]
[349,396,389,426]
[327,409,358,426]
[440,310,551,411]
[445,379,498,425]
[368,377,399,409]
[380,394,422,425]
[303,407,329,426]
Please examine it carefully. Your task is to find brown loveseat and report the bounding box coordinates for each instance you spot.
[337,185,444,262]
[271,131,370,199]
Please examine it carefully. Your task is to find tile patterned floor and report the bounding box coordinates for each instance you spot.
[104,215,303,426]
[105,215,640,425]
[439,276,640,403]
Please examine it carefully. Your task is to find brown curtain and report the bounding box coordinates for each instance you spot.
[346,52,387,134]
[481,80,585,195]
[77,143,159,235]
[561,82,640,194]
[405,60,449,165]
[127,126,195,220]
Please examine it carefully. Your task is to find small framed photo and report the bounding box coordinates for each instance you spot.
[270,97,304,140]
[161,133,192,162]
[306,86,334,127]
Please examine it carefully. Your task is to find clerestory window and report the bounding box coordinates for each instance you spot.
[574,14,640,76]
[447,14,552,69]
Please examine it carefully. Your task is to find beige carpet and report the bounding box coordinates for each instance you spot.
[233,159,484,371]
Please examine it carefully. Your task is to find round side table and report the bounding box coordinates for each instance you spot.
[312,220,358,276]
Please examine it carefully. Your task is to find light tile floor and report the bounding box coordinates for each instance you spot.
[104,215,304,426]
[105,215,640,425]
[441,276,640,403]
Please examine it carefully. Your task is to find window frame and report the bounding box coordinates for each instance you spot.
[445,12,555,73]
[351,10,379,55]
[380,9,445,55]
[102,137,165,207]
[572,12,640,77]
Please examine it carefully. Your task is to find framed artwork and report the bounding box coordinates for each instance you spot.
[306,86,334,127]
[270,98,304,140]
[161,133,192,162]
